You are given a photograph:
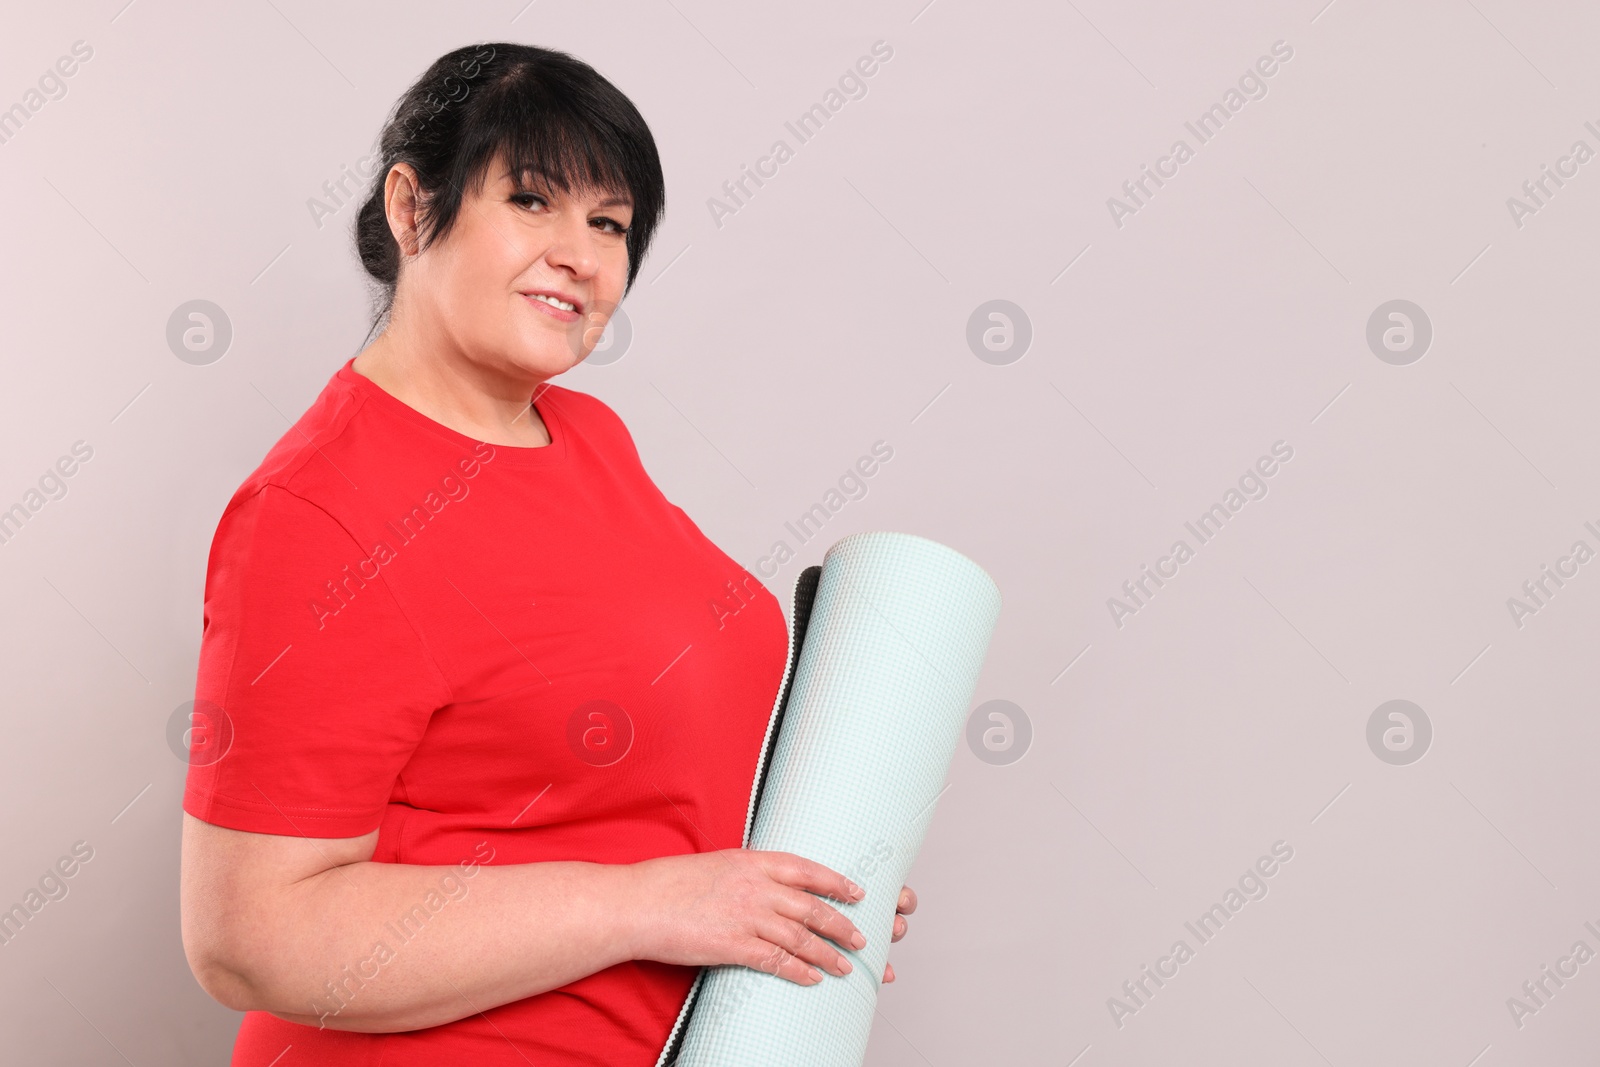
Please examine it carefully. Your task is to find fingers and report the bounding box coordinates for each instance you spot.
[772,888,865,964]
[890,884,915,942]
[761,851,864,905]
[745,854,920,987]
[756,913,855,981]
[745,938,827,986]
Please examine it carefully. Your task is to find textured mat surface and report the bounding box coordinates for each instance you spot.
[657,531,1002,1067]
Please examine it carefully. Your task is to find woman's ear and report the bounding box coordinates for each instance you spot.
[383,162,424,257]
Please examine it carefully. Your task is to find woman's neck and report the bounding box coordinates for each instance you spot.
[352,330,553,448]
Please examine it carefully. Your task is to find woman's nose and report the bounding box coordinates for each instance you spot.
[541,215,601,279]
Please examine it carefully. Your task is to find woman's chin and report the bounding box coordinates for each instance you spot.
[498,339,581,379]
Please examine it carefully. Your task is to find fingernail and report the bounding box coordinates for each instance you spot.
[808,967,824,982]
[838,957,852,974]
[847,881,864,899]
[851,931,867,949]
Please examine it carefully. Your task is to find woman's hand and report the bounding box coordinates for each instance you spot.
[882,884,916,984]
[625,849,869,986]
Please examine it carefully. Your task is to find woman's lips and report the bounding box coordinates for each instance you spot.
[522,292,580,323]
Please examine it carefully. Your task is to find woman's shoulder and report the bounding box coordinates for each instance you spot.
[539,380,613,423]
[539,381,642,458]
[215,364,374,532]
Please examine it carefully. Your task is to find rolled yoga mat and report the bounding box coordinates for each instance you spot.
[654,531,1002,1067]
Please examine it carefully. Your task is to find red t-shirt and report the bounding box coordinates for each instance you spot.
[183,358,787,1066]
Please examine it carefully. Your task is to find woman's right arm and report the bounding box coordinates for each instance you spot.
[180,813,869,1034]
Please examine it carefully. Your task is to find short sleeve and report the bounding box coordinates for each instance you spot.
[182,485,451,837]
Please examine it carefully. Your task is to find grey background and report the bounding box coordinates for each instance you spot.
[1,0,1595,1063]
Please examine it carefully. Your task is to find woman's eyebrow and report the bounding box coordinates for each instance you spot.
[500,169,631,209]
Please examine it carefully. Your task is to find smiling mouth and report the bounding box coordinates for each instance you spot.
[521,291,585,324]
[528,293,578,313]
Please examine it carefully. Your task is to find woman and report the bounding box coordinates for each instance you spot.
[178,42,916,1066]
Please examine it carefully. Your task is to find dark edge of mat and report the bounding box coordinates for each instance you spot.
[659,564,823,1066]
[753,564,821,816]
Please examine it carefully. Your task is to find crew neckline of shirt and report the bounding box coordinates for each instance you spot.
[338,357,570,468]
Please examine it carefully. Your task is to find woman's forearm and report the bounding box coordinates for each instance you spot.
[218,857,640,1033]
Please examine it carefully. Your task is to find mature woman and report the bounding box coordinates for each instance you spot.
[178,42,915,1066]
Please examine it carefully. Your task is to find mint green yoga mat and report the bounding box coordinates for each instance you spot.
[656,531,1002,1067]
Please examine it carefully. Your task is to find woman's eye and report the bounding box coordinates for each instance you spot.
[512,194,627,234]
